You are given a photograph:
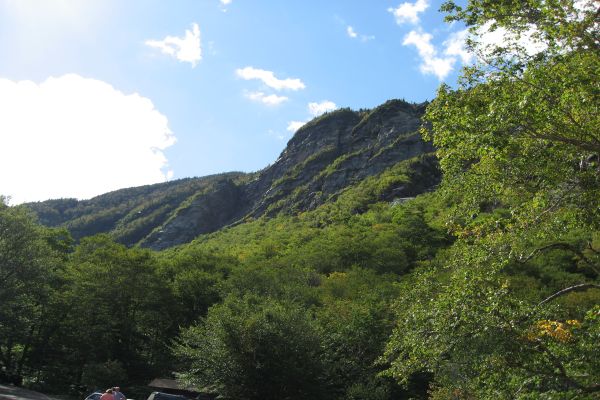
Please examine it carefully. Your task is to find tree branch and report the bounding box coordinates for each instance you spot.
[519,242,582,263]
[538,283,600,306]
[518,241,599,275]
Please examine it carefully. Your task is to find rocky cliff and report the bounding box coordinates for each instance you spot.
[27,99,439,250]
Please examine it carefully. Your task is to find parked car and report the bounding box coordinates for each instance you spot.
[84,392,103,400]
[146,392,188,400]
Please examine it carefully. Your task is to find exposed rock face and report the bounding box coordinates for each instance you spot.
[27,99,439,250]
[140,179,244,250]
[242,100,433,217]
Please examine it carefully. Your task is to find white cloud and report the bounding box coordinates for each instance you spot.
[287,121,306,133]
[443,29,473,64]
[388,0,461,80]
[403,30,455,80]
[236,67,306,91]
[401,23,546,81]
[389,0,551,81]
[347,26,358,38]
[145,23,202,67]
[466,2,597,62]
[0,74,176,204]
[388,0,429,25]
[346,25,375,42]
[245,91,288,106]
[219,0,232,12]
[286,100,338,134]
[308,100,338,117]
[474,21,547,59]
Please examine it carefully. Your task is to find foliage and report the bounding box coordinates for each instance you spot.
[81,360,127,391]
[317,269,404,399]
[0,151,449,398]
[293,107,359,134]
[0,200,67,382]
[26,173,248,246]
[5,3,598,395]
[175,295,329,400]
[351,99,426,136]
[383,0,600,397]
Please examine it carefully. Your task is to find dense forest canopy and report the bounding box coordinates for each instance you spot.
[382,0,599,396]
[1,0,598,399]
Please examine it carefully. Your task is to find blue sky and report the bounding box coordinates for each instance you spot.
[0,0,471,203]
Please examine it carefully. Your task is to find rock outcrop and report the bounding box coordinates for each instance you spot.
[27,99,439,250]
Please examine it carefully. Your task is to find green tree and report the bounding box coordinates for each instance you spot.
[317,268,406,400]
[157,247,232,326]
[0,199,67,382]
[175,295,330,400]
[58,235,177,385]
[384,0,600,397]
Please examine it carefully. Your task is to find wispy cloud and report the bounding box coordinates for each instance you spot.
[403,30,455,80]
[474,21,547,59]
[287,121,306,133]
[219,0,232,12]
[308,100,337,116]
[286,100,338,133]
[245,91,288,106]
[388,0,429,25]
[145,23,202,67]
[388,1,472,81]
[236,67,306,91]
[346,25,375,42]
[347,25,358,38]
[0,74,176,204]
[443,29,472,64]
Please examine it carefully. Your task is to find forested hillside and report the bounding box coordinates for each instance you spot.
[1,0,598,399]
[27,100,435,250]
[26,173,251,246]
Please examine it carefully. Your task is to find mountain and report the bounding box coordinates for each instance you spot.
[27,99,439,250]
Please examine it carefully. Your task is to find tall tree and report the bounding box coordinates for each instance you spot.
[383,0,600,397]
[58,235,178,385]
[175,295,330,400]
[0,199,67,382]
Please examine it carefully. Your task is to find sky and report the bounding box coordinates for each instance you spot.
[0,0,473,204]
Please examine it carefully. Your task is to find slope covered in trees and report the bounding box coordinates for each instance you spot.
[26,172,252,247]
[1,0,598,399]
[0,159,448,399]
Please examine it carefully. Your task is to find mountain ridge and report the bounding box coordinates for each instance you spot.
[27,99,439,249]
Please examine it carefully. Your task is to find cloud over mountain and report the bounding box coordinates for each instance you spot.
[245,91,288,106]
[287,100,338,133]
[236,67,306,91]
[0,74,176,204]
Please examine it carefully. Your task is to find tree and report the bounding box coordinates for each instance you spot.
[383,0,600,397]
[316,268,407,400]
[0,199,67,382]
[175,295,330,400]
[57,235,178,385]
